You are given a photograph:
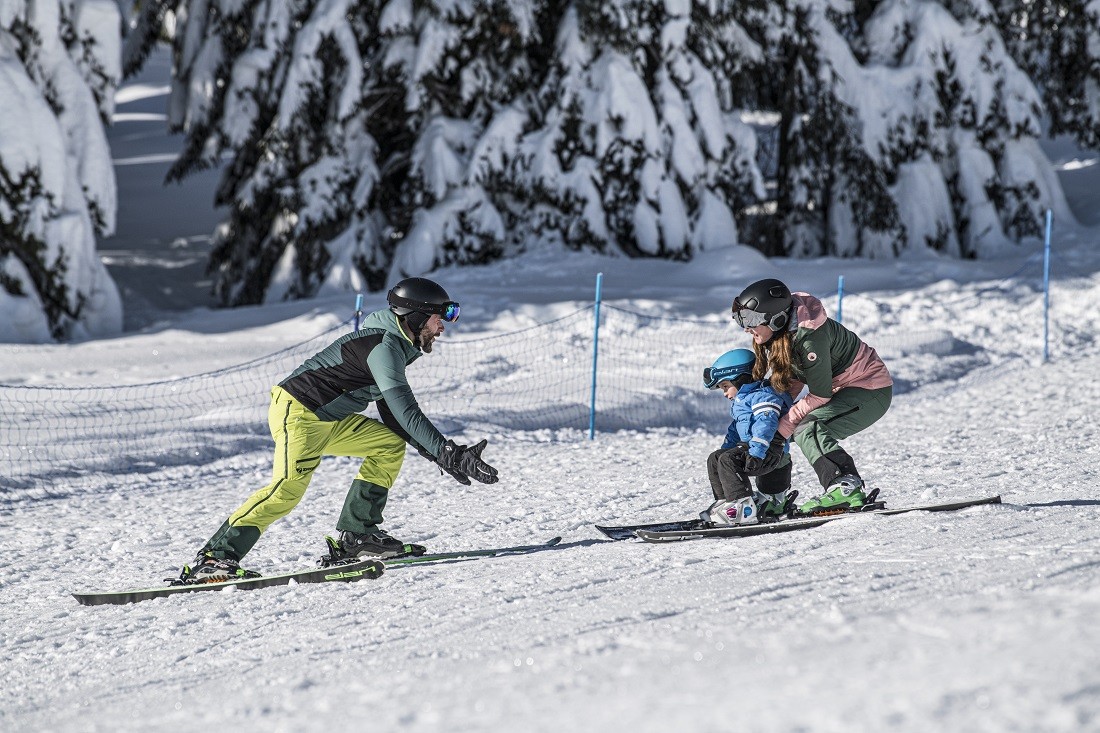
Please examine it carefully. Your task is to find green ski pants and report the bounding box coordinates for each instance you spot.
[202,386,407,560]
[791,385,893,469]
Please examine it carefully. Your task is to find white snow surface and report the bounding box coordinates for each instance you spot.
[3,231,1100,731]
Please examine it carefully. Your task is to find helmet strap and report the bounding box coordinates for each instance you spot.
[768,305,795,332]
[401,311,429,348]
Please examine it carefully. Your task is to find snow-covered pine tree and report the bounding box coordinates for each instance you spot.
[989,0,1100,150]
[0,0,122,342]
[127,0,551,301]
[382,0,549,279]
[864,0,1069,257]
[123,0,390,305]
[122,0,1080,307]
[759,0,906,258]
[490,0,767,258]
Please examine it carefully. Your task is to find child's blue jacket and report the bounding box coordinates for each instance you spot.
[721,380,795,457]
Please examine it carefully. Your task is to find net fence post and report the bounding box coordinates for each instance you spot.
[1042,209,1052,363]
[588,272,603,441]
[836,274,845,324]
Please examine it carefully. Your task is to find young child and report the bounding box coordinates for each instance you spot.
[701,348,796,526]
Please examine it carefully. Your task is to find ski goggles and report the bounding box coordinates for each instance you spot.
[731,300,769,329]
[703,366,752,390]
[388,293,461,322]
[440,302,461,322]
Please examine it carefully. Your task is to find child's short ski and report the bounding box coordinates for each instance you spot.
[72,558,385,607]
[595,520,704,541]
[635,495,1003,542]
[595,490,814,539]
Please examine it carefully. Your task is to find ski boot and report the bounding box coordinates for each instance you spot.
[700,497,759,527]
[173,552,261,585]
[797,475,867,515]
[754,488,798,520]
[321,529,426,565]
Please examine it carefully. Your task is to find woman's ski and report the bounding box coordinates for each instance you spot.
[632,495,1003,542]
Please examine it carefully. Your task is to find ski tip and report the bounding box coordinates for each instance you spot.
[593,526,628,540]
[547,536,563,547]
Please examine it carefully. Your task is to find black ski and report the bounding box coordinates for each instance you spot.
[73,537,564,606]
[635,495,1003,542]
[596,491,808,540]
[72,558,385,607]
[381,536,563,567]
[596,519,703,541]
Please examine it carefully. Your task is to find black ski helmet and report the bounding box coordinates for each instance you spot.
[387,277,460,333]
[732,278,793,332]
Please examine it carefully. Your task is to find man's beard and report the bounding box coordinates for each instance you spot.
[419,326,437,353]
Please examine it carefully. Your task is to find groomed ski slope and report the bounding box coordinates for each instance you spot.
[3,246,1100,732]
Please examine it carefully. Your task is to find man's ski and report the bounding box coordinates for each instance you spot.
[635,495,1003,542]
[74,537,564,606]
[368,536,564,568]
[72,558,385,607]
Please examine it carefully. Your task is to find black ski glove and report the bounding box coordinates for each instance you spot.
[729,441,750,460]
[745,434,789,476]
[437,439,499,485]
[424,442,471,485]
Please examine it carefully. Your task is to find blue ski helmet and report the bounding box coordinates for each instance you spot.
[703,348,756,389]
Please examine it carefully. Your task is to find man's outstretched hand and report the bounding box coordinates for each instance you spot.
[437,439,499,485]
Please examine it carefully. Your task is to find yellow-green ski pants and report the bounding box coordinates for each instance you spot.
[202,386,407,560]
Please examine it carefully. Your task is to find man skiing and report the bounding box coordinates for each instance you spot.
[182,277,499,582]
[701,348,795,526]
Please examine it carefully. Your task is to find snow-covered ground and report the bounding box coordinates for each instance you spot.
[3,49,1100,733]
[4,240,1100,732]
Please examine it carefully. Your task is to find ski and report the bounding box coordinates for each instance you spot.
[596,491,808,540]
[72,558,385,607]
[634,495,1003,542]
[382,536,563,567]
[595,519,703,541]
[73,537,564,606]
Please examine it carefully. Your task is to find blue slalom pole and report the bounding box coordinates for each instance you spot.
[1042,210,1052,363]
[588,272,604,440]
[836,275,845,324]
[354,293,364,331]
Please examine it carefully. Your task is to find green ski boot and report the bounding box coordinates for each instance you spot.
[798,476,867,514]
[754,488,797,518]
